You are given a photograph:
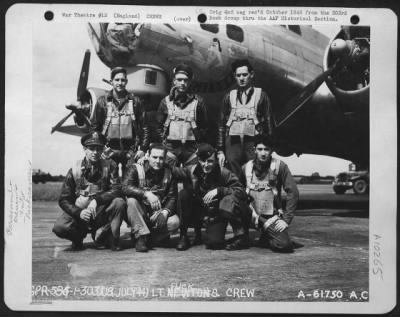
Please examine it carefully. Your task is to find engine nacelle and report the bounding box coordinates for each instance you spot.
[323,26,370,113]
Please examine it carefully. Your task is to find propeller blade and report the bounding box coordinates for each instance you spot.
[51,111,73,134]
[77,49,91,101]
[53,125,89,137]
[276,59,340,128]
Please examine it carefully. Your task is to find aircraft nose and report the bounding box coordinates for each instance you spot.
[96,23,144,67]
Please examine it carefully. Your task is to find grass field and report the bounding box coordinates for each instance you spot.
[33,182,63,201]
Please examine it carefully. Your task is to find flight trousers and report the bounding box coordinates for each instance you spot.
[164,140,198,168]
[258,220,293,253]
[225,135,256,177]
[178,188,249,249]
[125,197,180,244]
[53,197,126,244]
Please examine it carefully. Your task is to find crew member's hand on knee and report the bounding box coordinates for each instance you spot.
[203,189,218,204]
[274,219,288,232]
[144,191,161,211]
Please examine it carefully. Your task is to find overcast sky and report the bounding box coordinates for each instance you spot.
[32,22,351,176]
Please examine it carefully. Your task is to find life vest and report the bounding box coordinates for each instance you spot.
[164,96,198,143]
[245,158,280,216]
[226,88,261,137]
[134,164,172,202]
[102,98,138,140]
[72,159,110,199]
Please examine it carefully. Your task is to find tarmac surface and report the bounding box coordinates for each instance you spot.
[32,185,369,303]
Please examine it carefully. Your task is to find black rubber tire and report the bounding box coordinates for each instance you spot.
[353,179,368,195]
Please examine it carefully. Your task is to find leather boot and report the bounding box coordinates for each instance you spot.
[192,229,203,246]
[110,238,122,251]
[225,234,250,251]
[176,235,190,251]
[71,239,85,251]
[136,235,149,252]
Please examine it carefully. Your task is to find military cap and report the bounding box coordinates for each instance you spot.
[173,63,193,80]
[197,143,217,161]
[81,132,107,147]
[110,66,127,79]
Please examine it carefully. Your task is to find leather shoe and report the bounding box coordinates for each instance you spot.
[136,235,149,252]
[225,235,250,251]
[176,235,190,251]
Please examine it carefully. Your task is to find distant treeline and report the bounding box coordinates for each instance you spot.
[32,169,65,184]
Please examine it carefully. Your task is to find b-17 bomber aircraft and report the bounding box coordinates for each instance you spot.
[51,23,370,170]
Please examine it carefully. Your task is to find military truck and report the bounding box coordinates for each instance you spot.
[332,164,369,195]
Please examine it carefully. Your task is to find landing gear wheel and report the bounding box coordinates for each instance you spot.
[353,179,368,195]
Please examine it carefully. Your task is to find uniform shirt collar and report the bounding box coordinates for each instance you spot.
[237,86,254,103]
[106,89,129,103]
[169,86,195,106]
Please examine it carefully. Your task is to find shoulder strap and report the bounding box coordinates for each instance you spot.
[190,164,198,188]
[226,90,238,127]
[101,160,110,179]
[72,160,82,184]
[249,88,262,126]
[189,98,198,129]
[135,163,146,187]
[253,88,262,104]
[229,89,237,107]
[128,99,136,121]
[270,158,280,176]
[162,168,172,187]
[164,96,174,128]
[102,101,115,135]
[244,161,254,194]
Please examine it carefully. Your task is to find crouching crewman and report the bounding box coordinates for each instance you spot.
[53,132,125,251]
[174,143,251,251]
[122,143,179,252]
[241,135,299,253]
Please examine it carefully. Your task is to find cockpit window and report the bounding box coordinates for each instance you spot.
[227,24,244,43]
[200,24,219,34]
